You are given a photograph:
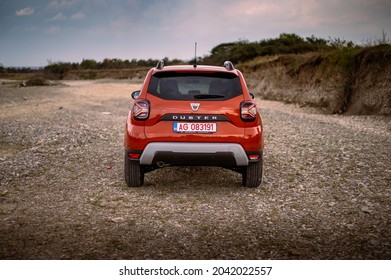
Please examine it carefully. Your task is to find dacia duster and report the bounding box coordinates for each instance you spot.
[124,60,264,187]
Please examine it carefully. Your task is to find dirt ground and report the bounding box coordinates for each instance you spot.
[0,79,390,259]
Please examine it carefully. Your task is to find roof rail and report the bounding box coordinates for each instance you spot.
[224,61,234,71]
[156,59,164,69]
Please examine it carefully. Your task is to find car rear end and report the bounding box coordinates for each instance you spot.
[124,61,263,187]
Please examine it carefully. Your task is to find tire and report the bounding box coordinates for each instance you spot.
[124,152,144,187]
[242,154,263,188]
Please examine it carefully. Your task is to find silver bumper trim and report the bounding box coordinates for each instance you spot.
[139,142,249,166]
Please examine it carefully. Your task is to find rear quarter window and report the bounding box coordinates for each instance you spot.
[147,72,242,100]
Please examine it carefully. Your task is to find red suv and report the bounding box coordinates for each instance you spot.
[124,60,264,187]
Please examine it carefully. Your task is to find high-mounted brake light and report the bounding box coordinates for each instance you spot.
[133,99,150,120]
[240,101,257,121]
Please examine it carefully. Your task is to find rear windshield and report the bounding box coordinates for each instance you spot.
[147,72,242,100]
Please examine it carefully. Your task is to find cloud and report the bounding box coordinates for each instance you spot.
[225,0,282,17]
[48,0,77,9]
[46,11,85,22]
[70,12,85,20]
[15,7,35,16]
[45,26,61,34]
[48,12,67,21]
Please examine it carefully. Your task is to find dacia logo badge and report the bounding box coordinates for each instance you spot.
[190,103,200,111]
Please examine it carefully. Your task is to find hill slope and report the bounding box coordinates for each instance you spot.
[243,45,391,115]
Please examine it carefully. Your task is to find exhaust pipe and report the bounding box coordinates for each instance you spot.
[157,161,165,168]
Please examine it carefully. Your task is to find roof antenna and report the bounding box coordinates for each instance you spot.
[193,42,197,68]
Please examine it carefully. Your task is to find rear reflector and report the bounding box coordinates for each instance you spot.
[249,154,260,160]
[128,153,141,159]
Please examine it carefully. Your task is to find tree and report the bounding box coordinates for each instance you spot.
[80,59,98,69]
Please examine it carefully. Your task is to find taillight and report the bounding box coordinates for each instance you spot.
[132,99,150,120]
[240,101,257,122]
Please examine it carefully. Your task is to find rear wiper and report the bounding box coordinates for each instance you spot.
[194,94,225,99]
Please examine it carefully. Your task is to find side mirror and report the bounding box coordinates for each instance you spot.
[131,90,141,99]
[250,92,255,99]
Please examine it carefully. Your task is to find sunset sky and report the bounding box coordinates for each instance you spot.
[1,0,390,67]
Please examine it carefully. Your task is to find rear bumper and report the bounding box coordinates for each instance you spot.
[139,142,250,166]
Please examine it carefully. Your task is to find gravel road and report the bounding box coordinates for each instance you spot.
[1,79,390,259]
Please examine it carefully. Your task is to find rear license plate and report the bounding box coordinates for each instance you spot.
[173,122,216,133]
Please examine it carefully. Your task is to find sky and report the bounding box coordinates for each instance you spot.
[1,0,390,67]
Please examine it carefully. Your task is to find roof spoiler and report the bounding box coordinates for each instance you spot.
[224,61,235,71]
